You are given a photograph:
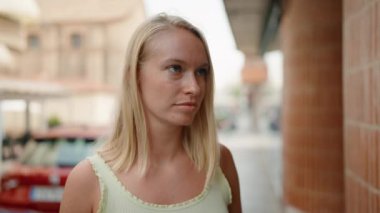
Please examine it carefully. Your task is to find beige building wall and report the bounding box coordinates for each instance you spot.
[1,0,146,132]
[0,17,26,51]
[18,0,145,84]
[104,6,146,85]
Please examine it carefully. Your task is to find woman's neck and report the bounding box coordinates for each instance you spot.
[147,122,185,164]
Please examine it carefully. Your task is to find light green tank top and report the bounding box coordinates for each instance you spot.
[88,154,232,213]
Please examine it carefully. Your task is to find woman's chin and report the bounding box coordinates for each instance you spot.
[170,117,195,127]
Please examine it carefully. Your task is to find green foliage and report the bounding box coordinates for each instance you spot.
[48,115,61,128]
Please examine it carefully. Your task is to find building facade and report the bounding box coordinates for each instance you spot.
[0,0,145,134]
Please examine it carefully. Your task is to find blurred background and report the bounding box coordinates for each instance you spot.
[0,0,377,212]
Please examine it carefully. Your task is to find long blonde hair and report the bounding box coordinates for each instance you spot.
[99,14,219,183]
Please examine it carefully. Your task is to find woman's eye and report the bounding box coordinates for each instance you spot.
[168,65,182,73]
[196,68,208,76]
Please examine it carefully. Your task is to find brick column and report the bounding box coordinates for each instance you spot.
[281,0,344,212]
[344,0,380,212]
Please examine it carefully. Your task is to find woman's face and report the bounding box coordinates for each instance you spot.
[138,28,209,128]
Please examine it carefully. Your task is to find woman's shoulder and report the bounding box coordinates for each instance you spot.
[218,143,242,213]
[219,143,236,186]
[68,159,98,186]
[60,159,100,213]
[219,144,233,171]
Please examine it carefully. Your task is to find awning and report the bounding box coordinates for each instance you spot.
[0,79,69,100]
[0,0,40,24]
[0,44,14,70]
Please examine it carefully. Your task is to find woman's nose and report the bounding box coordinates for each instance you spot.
[183,72,201,96]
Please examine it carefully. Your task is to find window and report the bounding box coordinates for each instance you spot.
[71,33,82,49]
[27,35,40,49]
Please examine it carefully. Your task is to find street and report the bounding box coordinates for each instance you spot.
[219,132,284,213]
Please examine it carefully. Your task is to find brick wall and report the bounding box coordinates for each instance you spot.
[344,0,380,212]
[282,1,344,212]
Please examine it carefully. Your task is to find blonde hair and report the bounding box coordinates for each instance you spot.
[99,14,219,183]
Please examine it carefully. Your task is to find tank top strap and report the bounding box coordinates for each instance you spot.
[87,154,114,213]
[214,166,233,205]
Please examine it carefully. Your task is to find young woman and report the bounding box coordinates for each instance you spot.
[60,14,241,213]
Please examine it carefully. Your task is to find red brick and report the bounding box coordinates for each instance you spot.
[371,192,379,213]
[374,69,380,125]
[372,193,377,213]
[368,130,376,186]
[344,0,366,19]
[347,16,360,68]
[368,69,377,124]
[344,74,353,119]
[377,131,380,188]
[375,1,380,60]
[370,3,377,63]
[354,127,361,175]
[344,0,380,212]
[283,0,344,211]
[354,71,365,122]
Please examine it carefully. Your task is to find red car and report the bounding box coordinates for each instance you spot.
[0,127,108,212]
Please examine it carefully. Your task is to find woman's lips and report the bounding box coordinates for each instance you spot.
[174,102,197,111]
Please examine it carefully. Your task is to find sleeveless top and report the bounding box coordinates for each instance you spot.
[87,154,232,213]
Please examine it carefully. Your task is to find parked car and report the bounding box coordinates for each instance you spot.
[0,126,108,212]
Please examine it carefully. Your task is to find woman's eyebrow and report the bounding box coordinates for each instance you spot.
[198,63,210,68]
[162,58,209,67]
[162,58,185,64]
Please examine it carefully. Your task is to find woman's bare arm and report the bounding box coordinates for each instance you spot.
[220,144,242,213]
[59,160,100,213]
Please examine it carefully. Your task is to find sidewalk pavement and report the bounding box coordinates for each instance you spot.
[219,131,284,213]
